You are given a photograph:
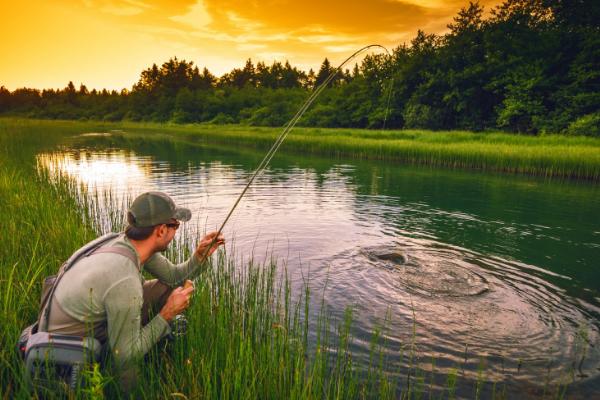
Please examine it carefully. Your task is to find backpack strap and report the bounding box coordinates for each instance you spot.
[38,232,127,332]
[91,246,138,267]
[62,232,121,273]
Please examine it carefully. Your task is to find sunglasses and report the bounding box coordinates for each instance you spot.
[165,221,180,230]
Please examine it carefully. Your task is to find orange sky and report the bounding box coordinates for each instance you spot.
[1,0,502,91]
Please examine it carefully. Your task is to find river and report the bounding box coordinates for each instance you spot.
[37,131,600,398]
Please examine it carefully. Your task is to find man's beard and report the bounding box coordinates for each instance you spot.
[156,241,170,252]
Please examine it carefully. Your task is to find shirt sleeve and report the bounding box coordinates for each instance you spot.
[104,275,171,369]
[143,252,204,287]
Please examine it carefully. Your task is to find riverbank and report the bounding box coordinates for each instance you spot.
[3,117,600,180]
[0,119,99,397]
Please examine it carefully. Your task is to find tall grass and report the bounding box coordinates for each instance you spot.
[0,120,99,398]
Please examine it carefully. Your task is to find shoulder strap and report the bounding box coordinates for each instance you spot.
[91,246,138,266]
[39,232,122,332]
[63,232,121,273]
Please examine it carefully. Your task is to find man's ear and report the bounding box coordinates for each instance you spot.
[154,224,166,238]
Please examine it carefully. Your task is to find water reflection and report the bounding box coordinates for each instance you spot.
[37,141,600,398]
[38,150,152,194]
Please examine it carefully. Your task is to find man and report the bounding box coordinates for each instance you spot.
[39,191,224,389]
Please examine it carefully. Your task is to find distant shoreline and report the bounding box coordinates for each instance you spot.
[3,117,600,180]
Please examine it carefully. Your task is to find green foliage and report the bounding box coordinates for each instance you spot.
[402,102,445,130]
[210,112,235,125]
[566,113,600,137]
[0,120,100,398]
[303,104,339,127]
[495,64,547,134]
[80,363,111,399]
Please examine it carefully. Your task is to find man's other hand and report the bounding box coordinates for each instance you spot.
[159,283,194,322]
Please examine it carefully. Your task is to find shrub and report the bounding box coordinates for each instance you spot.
[210,112,235,125]
[566,113,600,137]
[402,103,445,130]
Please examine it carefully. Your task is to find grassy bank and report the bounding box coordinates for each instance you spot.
[3,117,600,180]
[0,120,99,397]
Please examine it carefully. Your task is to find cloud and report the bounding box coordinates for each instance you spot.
[170,0,212,28]
[256,51,288,61]
[237,43,268,51]
[85,0,503,52]
[100,4,144,16]
[2,0,505,89]
[324,44,361,53]
[201,0,432,35]
[297,34,354,44]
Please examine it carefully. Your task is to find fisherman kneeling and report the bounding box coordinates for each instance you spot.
[25,191,224,392]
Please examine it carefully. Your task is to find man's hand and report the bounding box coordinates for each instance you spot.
[159,281,194,322]
[195,231,225,262]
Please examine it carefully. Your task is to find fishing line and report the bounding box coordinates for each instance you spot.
[200,44,392,257]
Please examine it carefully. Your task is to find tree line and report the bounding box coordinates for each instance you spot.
[1,0,598,136]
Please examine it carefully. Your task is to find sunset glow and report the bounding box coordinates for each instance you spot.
[2,0,501,90]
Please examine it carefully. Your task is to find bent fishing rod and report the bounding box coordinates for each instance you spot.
[199,44,392,259]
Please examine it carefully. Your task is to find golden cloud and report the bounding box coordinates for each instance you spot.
[1,0,504,89]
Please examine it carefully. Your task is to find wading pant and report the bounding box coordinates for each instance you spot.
[121,279,173,392]
[140,279,173,325]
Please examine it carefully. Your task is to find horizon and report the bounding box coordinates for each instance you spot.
[1,0,501,91]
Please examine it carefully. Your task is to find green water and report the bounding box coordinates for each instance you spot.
[39,131,600,397]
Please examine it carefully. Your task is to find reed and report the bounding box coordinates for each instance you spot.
[153,124,600,180]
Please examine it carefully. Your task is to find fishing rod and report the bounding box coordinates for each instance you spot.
[199,44,392,259]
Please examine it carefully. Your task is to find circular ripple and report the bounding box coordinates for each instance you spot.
[320,239,600,389]
[361,245,489,297]
[398,259,490,297]
[361,246,407,265]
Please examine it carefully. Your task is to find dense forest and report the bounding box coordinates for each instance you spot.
[1,0,598,135]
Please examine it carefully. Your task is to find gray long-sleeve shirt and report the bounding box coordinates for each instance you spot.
[43,233,202,368]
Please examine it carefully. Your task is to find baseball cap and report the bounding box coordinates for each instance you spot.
[128,191,191,228]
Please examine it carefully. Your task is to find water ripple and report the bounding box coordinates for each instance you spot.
[316,237,600,387]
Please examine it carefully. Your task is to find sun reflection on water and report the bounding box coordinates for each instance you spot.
[36,150,153,195]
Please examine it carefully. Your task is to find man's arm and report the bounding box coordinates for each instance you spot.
[144,232,224,287]
[143,252,203,287]
[104,276,171,369]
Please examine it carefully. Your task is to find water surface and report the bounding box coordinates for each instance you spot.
[38,132,600,398]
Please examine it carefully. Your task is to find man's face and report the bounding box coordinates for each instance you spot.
[155,219,180,252]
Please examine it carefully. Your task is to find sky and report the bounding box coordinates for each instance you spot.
[1,0,502,91]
